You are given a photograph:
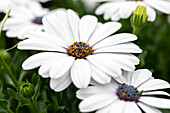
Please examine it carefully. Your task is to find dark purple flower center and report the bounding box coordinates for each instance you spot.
[32,16,43,25]
[117,84,140,102]
[67,41,93,59]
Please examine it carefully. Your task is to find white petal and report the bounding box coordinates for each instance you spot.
[146,6,156,22]
[93,33,138,50]
[88,22,121,46]
[145,0,170,14]
[67,9,80,41]
[94,43,142,53]
[142,91,170,97]
[79,15,97,42]
[87,54,121,77]
[109,99,127,113]
[79,94,115,112]
[76,85,115,100]
[49,56,75,79]
[124,102,142,113]
[138,79,170,91]
[71,59,91,88]
[131,69,152,87]
[138,102,161,113]
[140,96,170,109]
[22,52,64,70]
[50,70,72,92]
[90,64,111,84]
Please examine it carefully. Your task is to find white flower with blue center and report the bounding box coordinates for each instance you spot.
[18,9,142,91]
[96,0,170,22]
[77,69,170,113]
[2,1,57,39]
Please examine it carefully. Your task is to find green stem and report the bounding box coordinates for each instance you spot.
[30,98,39,113]
[132,27,139,35]
[6,108,13,113]
[0,55,19,87]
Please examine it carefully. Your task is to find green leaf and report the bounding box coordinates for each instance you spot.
[32,75,41,100]
[41,104,52,113]
[56,106,67,113]
[0,81,3,99]
[7,88,29,103]
[0,99,8,110]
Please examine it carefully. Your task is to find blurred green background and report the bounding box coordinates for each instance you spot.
[0,0,170,113]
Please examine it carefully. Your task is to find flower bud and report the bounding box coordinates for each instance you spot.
[131,5,147,31]
[20,81,35,98]
[0,49,10,63]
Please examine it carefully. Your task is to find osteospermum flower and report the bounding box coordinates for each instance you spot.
[18,9,142,91]
[77,69,170,113]
[2,1,54,39]
[96,0,170,22]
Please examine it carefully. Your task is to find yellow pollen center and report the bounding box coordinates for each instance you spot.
[67,41,93,59]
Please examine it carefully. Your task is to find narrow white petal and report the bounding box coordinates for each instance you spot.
[124,102,142,113]
[138,79,170,91]
[49,56,75,79]
[90,64,111,84]
[140,96,170,109]
[22,52,64,70]
[76,85,115,100]
[87,54,121,77]
[88,22,121,46]
[93,33,138,50]
[79,15,97,42]
[138,102,161,113]
[131,69,152,87]
[145,0,170,14]
[50,70,72,92]
[71,59,91,88]
[67,9,80,41]
[146,6,156,22]
[94,43,142,53]
[109,99,126,113]
[79,94,115,112]
[142,91,170,97]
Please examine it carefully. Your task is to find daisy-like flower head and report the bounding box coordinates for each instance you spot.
[77,69,170,113]
[18,9,142,91]
[2,1,52,39]
[95,0,170,22]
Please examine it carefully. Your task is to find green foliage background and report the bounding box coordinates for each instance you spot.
[0,0,170,113]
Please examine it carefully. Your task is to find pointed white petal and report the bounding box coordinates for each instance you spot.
[131,69,152,87]
[22,52,65,70]
[138,102,161,113]
[138,79,170,91]
[79,94,115,112]
[67,9,80,41]
[49,56,75,79]
[93,33,138,50]
[142,91,170,97]
[71,59,91,88]
[124,102,142,113]
[95,43,142,53]
[79,15,97,42]
[50,70,72,92]
[140,96,170,109]
[88,22,121,46]
[90,64,111,84]
[87,54,121,77]
[146,6,156,22]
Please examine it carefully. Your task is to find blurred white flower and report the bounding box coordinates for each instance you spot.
[77,69,170,113]
[18,9,142,91]
[2,1,52,39]
[96,0,170,22]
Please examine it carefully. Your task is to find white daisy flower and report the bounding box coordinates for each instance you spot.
[95,0,170,22]
[18,9,142,91]
[77,69,170,113]
[2,1,52,39]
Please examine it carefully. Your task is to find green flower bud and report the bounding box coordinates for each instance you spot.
[20,81,35,98]
[131,5,147,31]
[0,49,10,63]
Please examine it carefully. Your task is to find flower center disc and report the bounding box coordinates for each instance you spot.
[117,84,140,102]
[32,16,43,25]
[67,41,93,59]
